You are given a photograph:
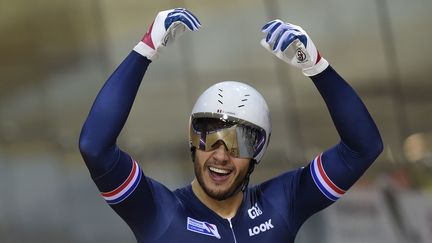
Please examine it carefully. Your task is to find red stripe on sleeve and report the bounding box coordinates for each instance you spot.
[101,160,137,197]
[316,154,345,195]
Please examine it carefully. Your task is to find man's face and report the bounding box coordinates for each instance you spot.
[194,142,251,201]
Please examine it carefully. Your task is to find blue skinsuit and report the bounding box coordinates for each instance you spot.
[79,51,383,242]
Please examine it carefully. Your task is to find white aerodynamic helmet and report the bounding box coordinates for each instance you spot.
[189,81,271,163]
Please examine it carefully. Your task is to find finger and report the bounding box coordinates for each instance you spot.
[262,19,284,33]
[284,23,298,29]
[170,22,185,34]
[284,25,308,47]
[176,12,199,30]
[265,22,281,42]
[297,34,308,48]
[280,33,299,52]
[273,29,289,51]
[171,8,201,31]
[266,22,285,44]
[183,9,201,27]
[261,20,278,32]
[260,38,273,52]
[166,13,197,31]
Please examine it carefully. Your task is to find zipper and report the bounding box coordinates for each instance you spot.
[227,218,238,243]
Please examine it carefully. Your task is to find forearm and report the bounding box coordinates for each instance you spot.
[311,66,383,160]
[79,51,151,177]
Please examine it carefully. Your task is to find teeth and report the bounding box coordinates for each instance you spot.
[209,167,230,175]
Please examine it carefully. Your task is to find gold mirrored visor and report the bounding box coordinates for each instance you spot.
[190,117,266,159]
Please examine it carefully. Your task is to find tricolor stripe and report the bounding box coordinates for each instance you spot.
[310,153,345,201]
[101,159,142,205]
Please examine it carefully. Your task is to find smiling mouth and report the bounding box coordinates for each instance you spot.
[209,166,231,174]
[208,166,233,182]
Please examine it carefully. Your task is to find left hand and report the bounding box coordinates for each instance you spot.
[260,20,328,76]
[133,8,201,60]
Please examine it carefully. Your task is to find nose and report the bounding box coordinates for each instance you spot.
[212,142,230,162]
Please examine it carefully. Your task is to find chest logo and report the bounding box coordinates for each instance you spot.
[248,219,274,237]
[247,203,263,219]
[187,217,221,239]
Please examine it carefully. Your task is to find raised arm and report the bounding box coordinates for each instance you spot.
[79,8,201,178]
[78,8,201,238]
[78,52,149,177]
[261,20,383,227]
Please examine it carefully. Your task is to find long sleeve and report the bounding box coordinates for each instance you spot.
[78,52,183,240]
[311,65,383,162]
[79,51,151,178]
[287,65,384,231]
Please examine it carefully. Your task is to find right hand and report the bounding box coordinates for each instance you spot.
[260,20,328,76]
[133,8,201,60]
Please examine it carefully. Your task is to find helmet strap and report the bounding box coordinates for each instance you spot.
[241,160,256,192]
[190,147,196,163]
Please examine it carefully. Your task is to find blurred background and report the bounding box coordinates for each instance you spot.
[1,0,432,242]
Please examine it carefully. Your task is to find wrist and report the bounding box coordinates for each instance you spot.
[302,57,329,76]
[133,41,158,60]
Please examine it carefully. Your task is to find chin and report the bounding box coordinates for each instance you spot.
[206,189,235,201]
[201,180,241,201]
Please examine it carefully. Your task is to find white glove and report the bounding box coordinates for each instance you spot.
[133,8,201,60]
[261,20,328,76]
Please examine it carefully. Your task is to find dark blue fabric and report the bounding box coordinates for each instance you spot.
[292,66,383,225]
[310,65,383,184]
[79,51,151,178]
[311,65,383,159]
[78,55,383,242]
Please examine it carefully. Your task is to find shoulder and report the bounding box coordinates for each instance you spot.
[244,168,304,207]
[144,177,183,204]
[172,184,199,206]
[256,168,303,194]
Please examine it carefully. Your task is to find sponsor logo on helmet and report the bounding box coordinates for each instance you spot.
[216,109,236,116]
